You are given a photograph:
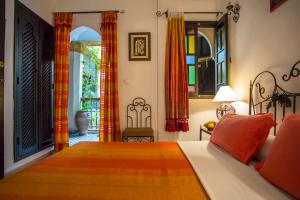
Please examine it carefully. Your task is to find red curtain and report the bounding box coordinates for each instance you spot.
[99,12,120,141]
[165,14,189,132]
[54,12,72,151]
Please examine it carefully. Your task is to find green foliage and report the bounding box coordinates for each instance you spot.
[81,99,91,111]
[82,70,96,98]
[80,45,101,111]
[86,46,101,70]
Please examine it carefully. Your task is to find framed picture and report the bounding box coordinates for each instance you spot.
[129,32,151,61]
[270,0,288,12]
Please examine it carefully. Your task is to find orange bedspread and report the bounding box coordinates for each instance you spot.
[0,142,209,200]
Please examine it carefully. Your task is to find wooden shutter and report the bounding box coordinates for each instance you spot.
[15,2,54,160]
[215,14,228,92]
[38,21,54,150]
[0,0,5,179]
[15,3,39,160]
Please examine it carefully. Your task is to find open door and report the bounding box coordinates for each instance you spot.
[215,14,228,92]
[0,0,5,179]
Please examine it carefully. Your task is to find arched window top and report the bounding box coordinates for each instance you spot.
[197,31,213,58]
[70,26,101,42]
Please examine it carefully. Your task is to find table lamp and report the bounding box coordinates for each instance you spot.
[213,86,239,119]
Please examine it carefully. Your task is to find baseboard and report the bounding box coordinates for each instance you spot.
[4,146,53,177]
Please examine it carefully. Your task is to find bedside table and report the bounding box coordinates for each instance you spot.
[200,125,213,140]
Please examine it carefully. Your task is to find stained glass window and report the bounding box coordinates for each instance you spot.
[188,86,196,93]
[188,35,195,54]
[188,65,196,85]
[186,55,195,65]
[185,21,223,98]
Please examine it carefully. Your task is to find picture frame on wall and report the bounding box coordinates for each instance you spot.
[270,0,288,12]
[129,32,151,61]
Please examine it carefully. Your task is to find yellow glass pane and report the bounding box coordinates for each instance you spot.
[188,35,195,54]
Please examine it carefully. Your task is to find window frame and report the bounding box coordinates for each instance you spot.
[185,21,217,99]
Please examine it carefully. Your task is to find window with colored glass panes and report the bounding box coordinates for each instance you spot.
[185,22,216,98]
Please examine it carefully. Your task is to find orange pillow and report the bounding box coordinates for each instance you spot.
[210,113,276,164]
[257,114,300,199]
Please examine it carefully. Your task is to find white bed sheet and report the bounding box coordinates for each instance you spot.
[178,141,293,200]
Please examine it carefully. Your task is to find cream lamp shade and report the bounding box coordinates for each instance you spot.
[213,86,239,119]
[213,86,239,102]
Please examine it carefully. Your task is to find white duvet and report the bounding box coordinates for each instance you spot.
[178,141,294,200]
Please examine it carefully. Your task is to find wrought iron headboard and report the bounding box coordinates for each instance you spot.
[127,97,152,128]
[249,61,300,135]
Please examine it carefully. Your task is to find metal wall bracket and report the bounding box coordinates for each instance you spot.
[226,2,240,23]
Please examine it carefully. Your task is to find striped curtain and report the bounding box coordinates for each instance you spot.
[99,12,120,142]
[54,12,72,151]
[165,13,189,132]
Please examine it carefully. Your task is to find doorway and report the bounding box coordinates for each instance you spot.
[68,26,101,145]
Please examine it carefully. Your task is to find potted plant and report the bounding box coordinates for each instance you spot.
[75,100,90,136]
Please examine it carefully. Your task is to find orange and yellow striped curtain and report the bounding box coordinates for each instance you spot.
[54,12,72,151]
[165,13,189,132]
[99,12,120,142]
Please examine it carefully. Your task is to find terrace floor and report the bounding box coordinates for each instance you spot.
[69,131,99,146]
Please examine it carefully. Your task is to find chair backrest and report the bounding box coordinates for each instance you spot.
[127,97,152,128]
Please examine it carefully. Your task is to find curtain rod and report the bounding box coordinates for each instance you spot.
[71,10,125,14]
[156,10,223,17]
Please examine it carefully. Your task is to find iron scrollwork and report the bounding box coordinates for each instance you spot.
[255,82,266,100]
[282,61,300,82]
[226,2,240,23]
[249,60,300,135]
[122,136,154,142]
[265,92,292,110]
[127,97,152,128]
[123,97,154,142]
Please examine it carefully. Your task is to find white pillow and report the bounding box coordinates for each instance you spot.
[255,134,275,161]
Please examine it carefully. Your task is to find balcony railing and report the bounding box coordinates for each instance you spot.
[81,98,100,131]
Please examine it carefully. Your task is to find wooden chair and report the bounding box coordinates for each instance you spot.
[122,97,154,142]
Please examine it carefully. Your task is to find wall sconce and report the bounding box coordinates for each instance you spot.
[226,2,240,23]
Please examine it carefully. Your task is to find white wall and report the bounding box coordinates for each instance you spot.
[19,0,56,25]
[218,0,300,102]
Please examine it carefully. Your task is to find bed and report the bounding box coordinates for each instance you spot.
[0,141,293,200]
[0,142,209,199]
[179,141,293,200]
[0,140,294,200]
[0,62,299,199]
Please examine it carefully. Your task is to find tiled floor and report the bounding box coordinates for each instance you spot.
[69,132,99,146]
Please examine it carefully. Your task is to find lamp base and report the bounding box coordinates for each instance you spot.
[216,103,236,120]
